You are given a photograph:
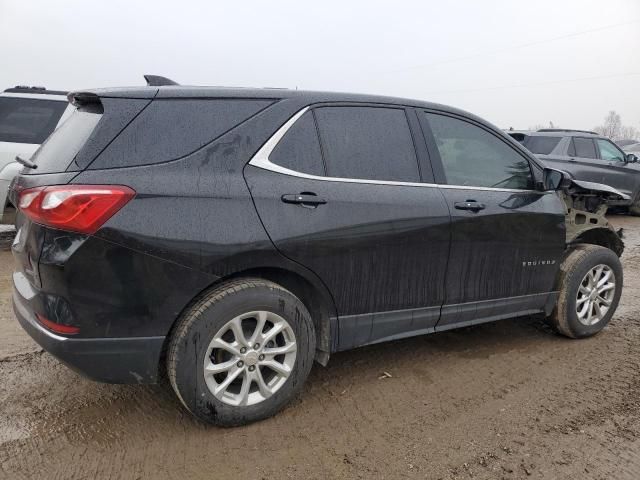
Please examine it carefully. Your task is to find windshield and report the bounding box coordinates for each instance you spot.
[0,97,67,144]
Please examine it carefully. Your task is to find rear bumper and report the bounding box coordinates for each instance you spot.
[12,272,164,384]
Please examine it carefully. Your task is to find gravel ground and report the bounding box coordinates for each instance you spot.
[0,225,16,252]
[1,215,640,479]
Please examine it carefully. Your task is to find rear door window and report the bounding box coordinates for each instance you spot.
[313,106,420,182]
[270,111,324,176]
[0,97,67,144]
[424,112,533,189]
[573,137,597,159]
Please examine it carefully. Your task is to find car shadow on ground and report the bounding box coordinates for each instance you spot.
[16,314,567,436]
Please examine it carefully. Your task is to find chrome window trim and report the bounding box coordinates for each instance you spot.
[248,106,544,194]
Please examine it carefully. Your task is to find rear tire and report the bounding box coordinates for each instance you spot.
[548,244,622,338]
[167,278,316,426]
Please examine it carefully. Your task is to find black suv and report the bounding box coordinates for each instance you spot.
[508,129,640,214]
[10,85,625,425]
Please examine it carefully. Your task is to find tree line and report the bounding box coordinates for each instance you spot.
[528,112,638,141]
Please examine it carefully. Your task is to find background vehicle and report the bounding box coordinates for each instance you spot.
[10,85,625,426]
[508,129,640,214]
[616,139,639,148]
[0,86,72,223]
[624,142,640,155]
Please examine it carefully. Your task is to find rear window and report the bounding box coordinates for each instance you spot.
[522,136,562,155]
[27,104,102,174]
[0,97,67,144]
[508,133,526,143]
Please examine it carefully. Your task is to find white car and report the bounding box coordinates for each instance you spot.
[0,86,73,223]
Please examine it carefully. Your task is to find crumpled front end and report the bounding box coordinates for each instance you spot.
[561,179,626,257]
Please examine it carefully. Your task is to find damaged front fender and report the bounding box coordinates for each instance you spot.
[560,179,625,257]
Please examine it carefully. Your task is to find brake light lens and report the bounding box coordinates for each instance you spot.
[18,185,135,234]
[35,313,80,335]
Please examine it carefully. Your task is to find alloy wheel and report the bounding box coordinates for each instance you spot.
[203,311,297,406]
[576,264,616,326]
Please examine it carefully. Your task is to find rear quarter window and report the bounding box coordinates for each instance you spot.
[0,97,67,144]
[89,99,274,169]
[523,136,562,155]
[270,111,324,176]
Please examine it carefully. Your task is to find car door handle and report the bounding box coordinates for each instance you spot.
[454,200,486,212]
[281,193,327,207]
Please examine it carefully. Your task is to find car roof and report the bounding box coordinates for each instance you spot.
[69,85,487,122]
[507,129,603,138]
[3,86,68,96]
[70,84,546,166]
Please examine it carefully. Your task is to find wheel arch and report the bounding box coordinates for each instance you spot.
[569,227,624,257]
[161,264,338,374]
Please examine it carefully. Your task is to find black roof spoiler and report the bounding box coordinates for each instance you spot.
[144,75,179,86]
[67,91,101,107]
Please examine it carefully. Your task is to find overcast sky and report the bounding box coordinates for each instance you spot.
[1,0,638,130]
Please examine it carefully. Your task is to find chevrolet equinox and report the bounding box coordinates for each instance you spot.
[10,83,625,426]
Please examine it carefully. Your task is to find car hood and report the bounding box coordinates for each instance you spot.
[568,179,631,202]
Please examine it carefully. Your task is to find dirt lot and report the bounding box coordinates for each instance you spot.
[1,216,640,480]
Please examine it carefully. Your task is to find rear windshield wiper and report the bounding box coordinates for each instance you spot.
[15,155,37,169]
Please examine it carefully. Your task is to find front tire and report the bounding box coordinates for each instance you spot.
[167,278,316,426]
[548,244,623,338]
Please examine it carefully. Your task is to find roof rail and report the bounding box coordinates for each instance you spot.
[144,75,179,86]
[537,128,599,135]
[4,86,68,95]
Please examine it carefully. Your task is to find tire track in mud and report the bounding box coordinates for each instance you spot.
[2,216,640,479]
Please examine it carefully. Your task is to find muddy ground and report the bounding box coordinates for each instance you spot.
[1,216,640,480]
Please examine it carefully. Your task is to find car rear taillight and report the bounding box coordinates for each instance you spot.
[35,313,80,335]
[18,185,135,234]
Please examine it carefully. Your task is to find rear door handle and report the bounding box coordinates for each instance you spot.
[281,193,327,207]
[454,200,486,212]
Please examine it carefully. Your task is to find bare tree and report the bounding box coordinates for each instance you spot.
[594,111,622,139]
[528,121,559,131]
[620,125,640,141]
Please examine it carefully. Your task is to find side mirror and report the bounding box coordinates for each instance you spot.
[626,153,638,163]
[543,167,572,191]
